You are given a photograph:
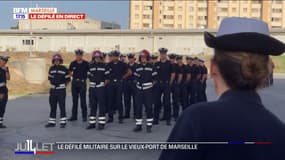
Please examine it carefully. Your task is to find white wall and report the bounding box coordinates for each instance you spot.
[0,30,284,54]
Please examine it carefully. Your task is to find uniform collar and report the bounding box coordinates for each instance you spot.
[219,89,262,106]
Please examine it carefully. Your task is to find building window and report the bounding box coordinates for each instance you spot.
[198,16,206,20]
[143,23,150,28]
[144,6,152,10]
[251,0,261,4]
[198,7,206,12]
[189,7,194,12]
[178,24,182,28]
[143,14,151,19]
[177,6,183,11]
[243,8,248,12]
[219,8,228,12]
[218,0,227,3]
[272,0,282,4]
[178,15,182,20]
[272,17,281,22]
[163,15,174,19]
[272,8,282,13]
[251,8,260,13]
[167,6,174,11]
[189,15,194,20]
[22,39,34,45]
[232,8,237,12]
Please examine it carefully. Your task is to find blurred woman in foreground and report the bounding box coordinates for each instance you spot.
[159,17,285,160]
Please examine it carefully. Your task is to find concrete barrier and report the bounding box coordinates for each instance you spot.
[22,58,46,84]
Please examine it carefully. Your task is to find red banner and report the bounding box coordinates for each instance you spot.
[28,13,86,20]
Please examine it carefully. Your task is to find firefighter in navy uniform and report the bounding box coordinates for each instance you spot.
[106,50,131,123]
[0,55,10,128]
[169,54,183,121]
[198,59,208,102]
[133,50,157,133]
[185,56,193,107]
[124,53,138,119]
[154,48,175,125]
[68,49,89,122]
[86,50,109,130]
[189,57,202,105]
[45,54,70,128]
[176,55,190,112]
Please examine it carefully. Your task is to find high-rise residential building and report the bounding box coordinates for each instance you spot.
[129,0,285,29]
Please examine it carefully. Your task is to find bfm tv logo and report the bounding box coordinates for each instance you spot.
[15,140,56,155]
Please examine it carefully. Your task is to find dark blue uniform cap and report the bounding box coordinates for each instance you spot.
[168,54,176,59]
[127,53,135,59]
[176,55,183,60]
[75,49,84,55]
[0,54,10,62]
[159,47,168,53]
[111,50,120,57]
[120,54,126,58]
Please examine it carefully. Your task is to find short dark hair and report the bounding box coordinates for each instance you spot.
[212,49,269,90]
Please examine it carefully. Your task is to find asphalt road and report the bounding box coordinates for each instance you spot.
[0,78,285,160]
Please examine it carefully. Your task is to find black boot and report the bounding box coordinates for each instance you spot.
[133,125,142,132]
[45,123,56,128]
[146,126,152,133]
[97,124,105,130]
[0,124,7,128]
[82,117,87,122]
[60,124,66,128]
[86,124,96,129]
[68,117,77,121]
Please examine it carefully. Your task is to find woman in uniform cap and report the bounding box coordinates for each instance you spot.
[159,17,285,160]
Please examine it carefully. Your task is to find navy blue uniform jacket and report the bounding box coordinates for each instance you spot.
[159,89,285,160]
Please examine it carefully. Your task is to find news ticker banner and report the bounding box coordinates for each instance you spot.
[15,140,273,155]
[13,7,85,20]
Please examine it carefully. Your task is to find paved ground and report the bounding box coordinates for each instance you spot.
[0,78,285,160]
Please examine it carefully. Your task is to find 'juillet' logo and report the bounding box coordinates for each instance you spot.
[15,140,56,155]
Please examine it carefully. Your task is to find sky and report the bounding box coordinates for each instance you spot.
[0,1,129,29]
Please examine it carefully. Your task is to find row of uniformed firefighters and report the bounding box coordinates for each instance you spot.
[0,48,208,132]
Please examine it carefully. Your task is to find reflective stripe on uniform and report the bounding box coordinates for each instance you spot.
[98,121,106,124]
[90,82,104,88]
[89,120,96,124]
[60,117,67,121]
[48,117,56,124]
[152,72,158,76]
[98,117,106,120]
[57,70,66,75]
[89,116,96,120]
[0,117,3,123]
[135,119,143,125]
[146,122,152,126]
[146,118,153,122]
[51,83,66,89]
[136,85,152,90]
[48,120,56,124]
[0,82,6,87]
